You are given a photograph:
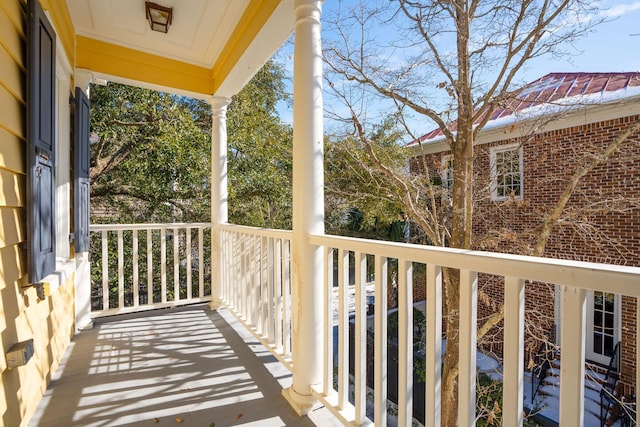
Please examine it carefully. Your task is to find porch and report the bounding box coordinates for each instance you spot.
[29,304,338,427]
[57,222,640,426]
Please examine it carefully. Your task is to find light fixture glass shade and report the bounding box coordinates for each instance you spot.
[145,2,173,33]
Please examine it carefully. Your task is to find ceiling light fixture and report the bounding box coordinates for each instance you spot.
[145,2,173,33]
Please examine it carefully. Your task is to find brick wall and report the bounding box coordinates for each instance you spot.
[413,114,640,390]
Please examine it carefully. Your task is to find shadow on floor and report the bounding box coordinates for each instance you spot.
[30,304,326,427]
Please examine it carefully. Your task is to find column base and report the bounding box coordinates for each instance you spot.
[208,298,222,311]
[282,386,317,416]
[76,320,94,332]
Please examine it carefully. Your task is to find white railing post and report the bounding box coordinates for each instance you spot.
[209,96,230,310]
[425,264,442,427]
[133,229,139,307]
[117,229,124,308]
[458,269,478,427]
[398,259,413,426]
[147,229,153,304]
[354,251,367,424]
[101,230,108,310]
[283,0,325,416]
[374,256,388,427]
[559,285,586,426]
[503,276,525,427]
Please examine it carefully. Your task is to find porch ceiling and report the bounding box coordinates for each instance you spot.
[63,0,294,98]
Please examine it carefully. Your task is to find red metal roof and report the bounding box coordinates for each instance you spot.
[409,72,640,146]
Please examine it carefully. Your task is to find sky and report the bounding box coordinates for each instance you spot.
[276,0,640,136]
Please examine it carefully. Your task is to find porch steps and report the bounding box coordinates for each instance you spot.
[536,359,610,420]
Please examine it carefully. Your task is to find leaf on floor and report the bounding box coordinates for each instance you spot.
[237,413,243,420]
[153,418,159,423]
[176,417,183,423]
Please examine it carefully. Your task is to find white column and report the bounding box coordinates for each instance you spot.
[282,0,324,416]
[74,70,93,331]
[209,96,230,310]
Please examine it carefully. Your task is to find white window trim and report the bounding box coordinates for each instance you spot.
[489,143,523,201]
[585,291,622,366]
[55,36,72,264]
[440,154,454,191]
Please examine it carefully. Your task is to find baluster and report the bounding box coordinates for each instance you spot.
[173,228,179,301]
[458,269,478,427]
[160,227,167,303]
[147,229,153,304]
[323,247,334,396]
[117,229,124,309]
[101,230,108,310]
[559,285,586,426]
[398,259,413,427]
[133,229,139,307]
[374,255,388,427]
[337,249,349,409]
[354,250,367,424]
[425,264,442,427]
[503,276,525,427]
[186,227,192,300]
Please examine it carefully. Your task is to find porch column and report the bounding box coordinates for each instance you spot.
[282,0,324,416]
[74,70,93,331]
[209,96,230,310]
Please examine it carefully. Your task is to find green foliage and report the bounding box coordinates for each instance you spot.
[227,60,293,229]
[90,83,211,223]
[325,116,412,238]
[89,59,293,228]
[88,60,291,308]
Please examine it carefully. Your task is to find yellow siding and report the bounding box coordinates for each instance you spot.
[0,128,25,173]
[0,2,76,426]
[0,2,25,66]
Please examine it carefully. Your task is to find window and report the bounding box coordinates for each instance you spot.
[490,143,523,201]
[440,154,454,191]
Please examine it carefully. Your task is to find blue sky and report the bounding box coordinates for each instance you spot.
[276,0,640,134]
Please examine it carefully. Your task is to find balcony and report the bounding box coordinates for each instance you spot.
[34,222,640,426]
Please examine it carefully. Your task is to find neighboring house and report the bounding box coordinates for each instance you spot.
[408,72,640,392]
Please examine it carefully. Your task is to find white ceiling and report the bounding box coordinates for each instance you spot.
[66,0,251,68]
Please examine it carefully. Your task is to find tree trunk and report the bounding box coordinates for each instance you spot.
[441,2,474,424]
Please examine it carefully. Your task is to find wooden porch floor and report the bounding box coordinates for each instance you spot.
[30,304,339,427]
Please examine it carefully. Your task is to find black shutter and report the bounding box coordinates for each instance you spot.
[74,87,91,253]
[27,0,56,283]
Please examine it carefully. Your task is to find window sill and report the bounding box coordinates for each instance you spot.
[39,259,76,297]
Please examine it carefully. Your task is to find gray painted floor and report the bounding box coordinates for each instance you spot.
[30,305,340,427]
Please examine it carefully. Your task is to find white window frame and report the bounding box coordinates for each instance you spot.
[440,154,454,191]
[55,42,72,263]
[585,291,621,366]
[490,143,523,201]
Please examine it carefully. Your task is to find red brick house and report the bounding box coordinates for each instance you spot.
[408,72,640,391]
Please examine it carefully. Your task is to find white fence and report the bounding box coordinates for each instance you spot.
[309,234,640,427]
[89,223,212,316]
[219,224,293,369]
[89,222,640,426]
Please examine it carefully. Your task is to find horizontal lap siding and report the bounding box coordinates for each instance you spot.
[0,1,29,425]
[0,2,76,426]
[0,0,27,276]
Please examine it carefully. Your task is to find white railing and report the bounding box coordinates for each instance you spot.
[308,234,640,427]
[219,224,293,370]
[87,222,640,426]
[89,223,212,316]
